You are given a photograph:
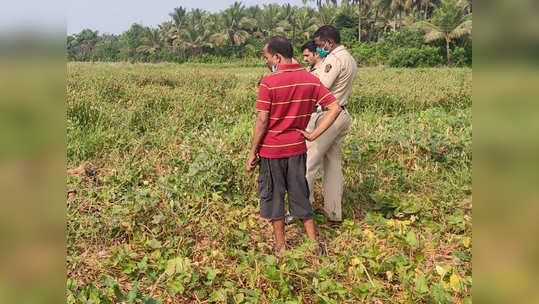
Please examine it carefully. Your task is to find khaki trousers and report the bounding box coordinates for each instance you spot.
[305,109,350,221]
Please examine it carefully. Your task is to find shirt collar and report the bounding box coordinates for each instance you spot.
[331,45,345,54]
[275,63,304,72]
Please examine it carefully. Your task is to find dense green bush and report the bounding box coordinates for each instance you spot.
[340,27,358,47]
[350,29,451,68]
[349,43,386,66]
[388,46,444,67]
[450,47,468,67]
[382,28,424,50]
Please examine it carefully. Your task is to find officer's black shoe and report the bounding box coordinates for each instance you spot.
[284,215,296,225]
[327,219,343,227]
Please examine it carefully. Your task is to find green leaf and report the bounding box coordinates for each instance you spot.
[343,219,355,228]
[113,285,125,302]
[451,251,470,261]
[234,292,245,303]
[137,257,148,271]
[168,280,184,297]
[165,259,177,276]
[435,264,451,279]
[414,274,428,294]
[405,231,418,248]
[147,239,162,249]
[402,202,421,214]
[209,288,227,302]
[126,281,139,304]
[430,282,452,304]
[205,267,217,281]
[264,254,276,265]
[143,296,162,304]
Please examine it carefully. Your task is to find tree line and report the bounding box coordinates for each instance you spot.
[67,0,472,67]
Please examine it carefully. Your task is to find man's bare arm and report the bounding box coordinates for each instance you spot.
[299,102,341,141]
[247,111,269,171]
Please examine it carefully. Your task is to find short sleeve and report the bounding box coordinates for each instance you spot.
[255,80,271,112]
[318,55,341,90]
[317,82,337,107]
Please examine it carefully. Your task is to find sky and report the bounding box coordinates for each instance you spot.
[67,0,313,35]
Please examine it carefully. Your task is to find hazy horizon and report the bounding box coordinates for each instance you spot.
[68,0,313,35]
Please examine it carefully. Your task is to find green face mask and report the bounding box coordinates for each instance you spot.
[316,42,330,57]
[316,47,329,58]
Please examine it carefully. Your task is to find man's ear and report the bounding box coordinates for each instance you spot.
[276,54,283,64]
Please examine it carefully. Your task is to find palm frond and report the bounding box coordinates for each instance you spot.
[449,19,472,39]
[424,30,444,42]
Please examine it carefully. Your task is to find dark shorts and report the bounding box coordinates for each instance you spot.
[257,153,313,220]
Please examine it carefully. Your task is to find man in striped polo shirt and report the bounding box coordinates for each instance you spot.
[246,36,341,256]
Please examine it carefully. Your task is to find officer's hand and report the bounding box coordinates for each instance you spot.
[298,129,315,141]
[246,152,259,171]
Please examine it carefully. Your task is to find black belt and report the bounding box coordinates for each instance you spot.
[314,104,346,113]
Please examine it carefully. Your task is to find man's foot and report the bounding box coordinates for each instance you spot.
[273,244,286,258]
[316,243,326,256]
[284,215,296,226]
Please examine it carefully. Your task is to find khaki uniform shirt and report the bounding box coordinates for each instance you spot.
[308,60,324,79]
[317,45,357,107]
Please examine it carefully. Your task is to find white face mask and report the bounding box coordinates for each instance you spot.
[271,55,279,72]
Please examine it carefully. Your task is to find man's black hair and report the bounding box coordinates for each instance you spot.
[300,41,317,54]
[313,25,341,44]
[265,36,293,58]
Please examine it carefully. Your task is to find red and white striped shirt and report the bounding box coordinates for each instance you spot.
[256,63,336,158]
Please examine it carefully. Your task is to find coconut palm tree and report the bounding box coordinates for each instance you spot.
[382,0,420,29]
[157,21,174,49]
[245,5,263,35]
[279,4,299,46]
[302,0,324,11]
[261,4,282,37]
[318,5,339,25]
[295,7,320,43]
[169,6,188,33]
[224,2,257,45]
[351,0,374,42]
[414,0,471,66]
[135,28,162,55]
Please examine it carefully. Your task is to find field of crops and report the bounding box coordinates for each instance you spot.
[67,62,472,303]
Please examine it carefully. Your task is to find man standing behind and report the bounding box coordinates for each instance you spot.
[301,41,324,77]
[296,25,358,224]
[246,36,341,256]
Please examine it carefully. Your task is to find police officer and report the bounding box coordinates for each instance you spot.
[300,41,324,77]
[286,25,357,224]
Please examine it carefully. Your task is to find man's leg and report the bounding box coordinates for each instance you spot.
[321,111,350,222]
[305,112,325,204]
[322,136,344,221]
[258,158,287,254]
[306,112,343,204]
[301,218,316,240]
[272,219,286,255]
[287,154,325,256]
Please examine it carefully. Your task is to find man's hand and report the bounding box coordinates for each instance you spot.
[246,152,259,171]
[298,103,341,142]
[298,129,316,141]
